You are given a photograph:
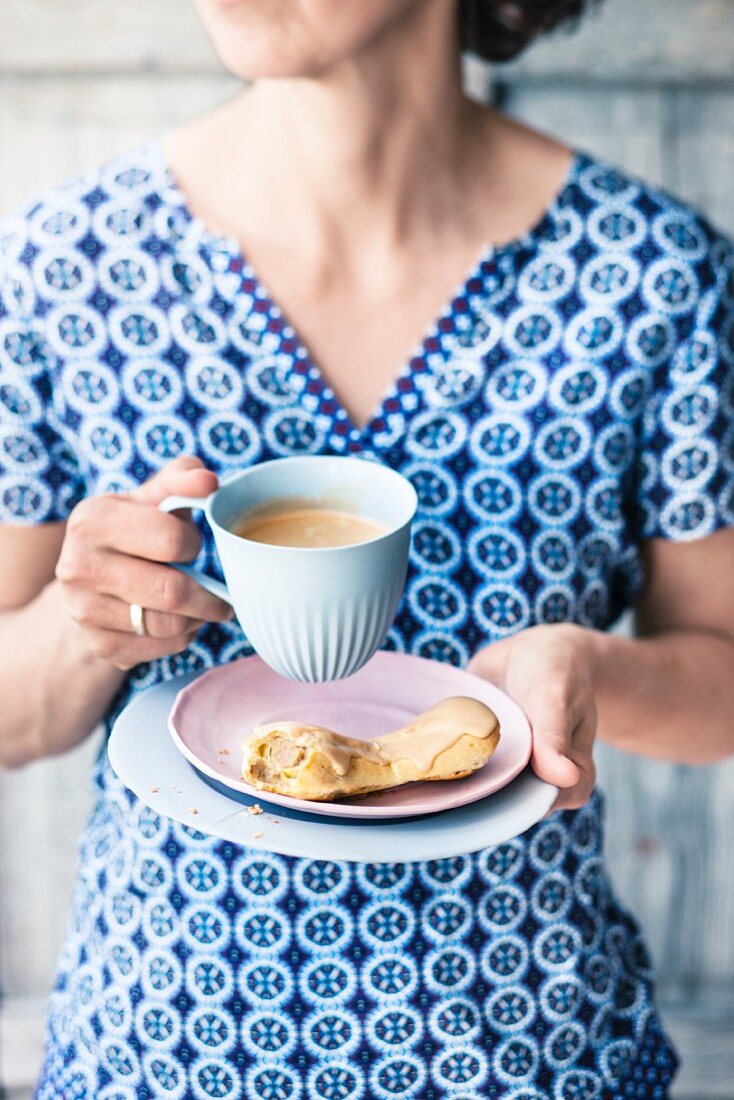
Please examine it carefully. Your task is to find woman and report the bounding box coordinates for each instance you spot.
[2,0,733,1096]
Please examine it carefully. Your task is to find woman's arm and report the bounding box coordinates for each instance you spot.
[0,457,231,769]
[0,539,126,767]
[591,527,734,763]
[469,527,734,810]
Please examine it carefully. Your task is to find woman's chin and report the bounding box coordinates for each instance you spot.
[195,0,412,82]
[203,28,335,82]
[215,47,332,82]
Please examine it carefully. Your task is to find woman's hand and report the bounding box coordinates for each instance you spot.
[55,456,232,671]
[468,624,599,811]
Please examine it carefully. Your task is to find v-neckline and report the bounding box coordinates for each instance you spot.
[152,140,582,452]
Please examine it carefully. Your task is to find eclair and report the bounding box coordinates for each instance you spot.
[242,696,500,801]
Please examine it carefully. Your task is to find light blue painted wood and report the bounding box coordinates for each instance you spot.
[1,2,734,1094]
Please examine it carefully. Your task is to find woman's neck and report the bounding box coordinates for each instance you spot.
[169,0,488,267]
[248,4,470,243]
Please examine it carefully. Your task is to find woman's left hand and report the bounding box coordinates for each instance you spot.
[468,623,599,812]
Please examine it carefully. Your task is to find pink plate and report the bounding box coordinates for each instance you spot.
[168,652,532,820]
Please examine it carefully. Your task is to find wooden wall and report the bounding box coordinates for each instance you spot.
[1,2,733,1097]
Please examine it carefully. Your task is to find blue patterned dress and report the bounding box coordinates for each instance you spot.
[2,141,733,1100]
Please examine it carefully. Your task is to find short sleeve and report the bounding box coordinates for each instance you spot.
[633,225,734,542]
[0,212,86,524]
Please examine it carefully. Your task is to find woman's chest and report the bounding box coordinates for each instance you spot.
[51,244,650,488]
[51,280,648,647]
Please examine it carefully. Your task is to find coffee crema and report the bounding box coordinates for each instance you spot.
[232,506,388,548]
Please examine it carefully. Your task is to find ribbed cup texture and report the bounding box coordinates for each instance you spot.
[241,577,405,682]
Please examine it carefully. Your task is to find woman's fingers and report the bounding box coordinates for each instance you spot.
[524,687,596,810]
[81,624,203,671]
[130,455,219,506]
[548,717,597,813]
[531,723,582,790]
[63,587,207,639]
[55,457,228,669]
[58,550,232,624]
[470,625,598,814]
[65,494,203,562]
[526,684,583,788]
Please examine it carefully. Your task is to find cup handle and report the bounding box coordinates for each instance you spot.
[158,493,233,607]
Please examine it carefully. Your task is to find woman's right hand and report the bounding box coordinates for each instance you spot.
[55,456,233,670]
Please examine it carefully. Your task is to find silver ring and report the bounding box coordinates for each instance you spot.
[129,603,148,638]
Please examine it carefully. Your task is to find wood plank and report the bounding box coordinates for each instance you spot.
[0,73,235,215]
[669,88,734,236]
[502,0,734,85]
[0,0,219,73]
[507,84,667,187]
[0,735,100,996]
[1,0,734,82]
[0,997,46,1093]
[667,991,734,1099]
[621,97,734,980]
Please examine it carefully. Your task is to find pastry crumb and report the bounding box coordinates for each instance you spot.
[252,831,263,839]
[268,817,279,824]
[217,748,230,755]
[187,807,199,815]
[247,804,263,816]
[150,787,159,794]
[170,785,182,794]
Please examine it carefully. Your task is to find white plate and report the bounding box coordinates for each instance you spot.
[109,673,556,862]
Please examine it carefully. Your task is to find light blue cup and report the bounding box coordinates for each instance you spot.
[159,455,418,682]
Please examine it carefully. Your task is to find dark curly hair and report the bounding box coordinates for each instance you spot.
[460,0,600,62]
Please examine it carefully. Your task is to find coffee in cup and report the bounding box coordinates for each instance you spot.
[158,456,417,682]
[232,502,388,549]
